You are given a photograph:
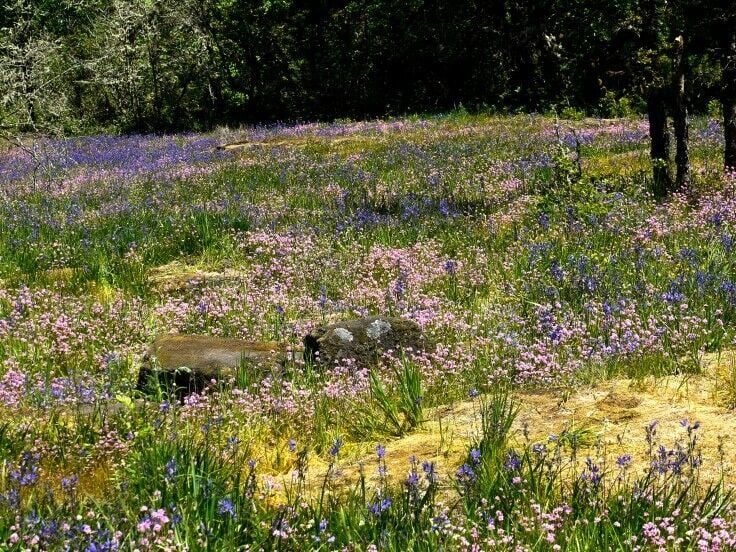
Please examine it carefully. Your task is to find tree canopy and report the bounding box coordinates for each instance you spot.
[0,0,729,134]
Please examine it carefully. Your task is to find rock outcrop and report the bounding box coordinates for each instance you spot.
[303,316,427,368]
[137,334,285,397]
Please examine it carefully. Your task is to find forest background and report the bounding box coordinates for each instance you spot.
[0,0,733,136]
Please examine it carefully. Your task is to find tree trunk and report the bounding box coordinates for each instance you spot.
[724,26,736,170]
[648,88,671,197]
[641,0,672,197]
[673,35,689,188]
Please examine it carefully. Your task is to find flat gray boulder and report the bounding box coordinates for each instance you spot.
[303,316,427,368]
[137,334,285,397]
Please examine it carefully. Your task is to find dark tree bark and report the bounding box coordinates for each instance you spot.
[648,89,672,196]
[724,26,736,170]
[641,0,672,197]
[673,35,689,188]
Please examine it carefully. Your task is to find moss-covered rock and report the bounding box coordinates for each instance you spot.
[303,316,428,368]
[137,334,284,398]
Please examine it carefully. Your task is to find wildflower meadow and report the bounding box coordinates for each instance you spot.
[2,113,736,551]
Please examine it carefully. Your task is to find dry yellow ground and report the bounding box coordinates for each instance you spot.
[290,351,736,496]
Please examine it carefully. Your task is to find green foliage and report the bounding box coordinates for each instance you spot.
[349,359,424,438]
[457,385,519,512]
[559,106,586,121]
[709,99,723,120]
[118,427,261,549]
[599,91,637,118]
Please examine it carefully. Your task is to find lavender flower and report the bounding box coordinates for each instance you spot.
[376,444,386,460]
[329,438,343,457]
[616,454,632,468]
[369,498,392,515]
[218,497,236,517]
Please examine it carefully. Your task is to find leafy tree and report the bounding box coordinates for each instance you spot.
[0,0,728,138]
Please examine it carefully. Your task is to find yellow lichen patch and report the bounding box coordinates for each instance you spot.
[218,137,314,150]
[273,369,736,499]
[583,149,649,178]
[327,136,390,157]
[147,261,248,293]
[41,267,78,287]
[85,280,118,304]
[145,334,285,377]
